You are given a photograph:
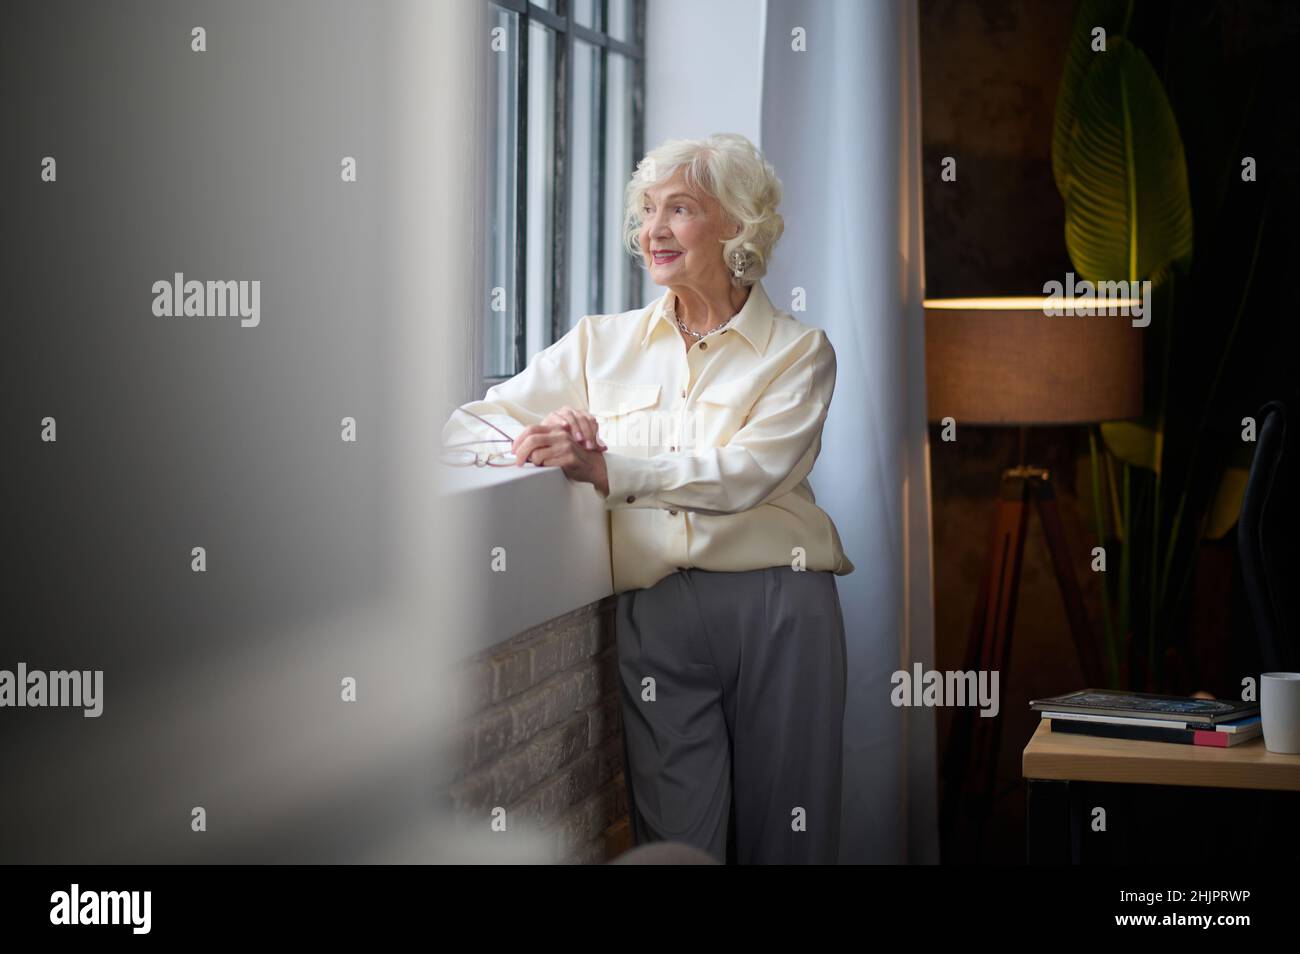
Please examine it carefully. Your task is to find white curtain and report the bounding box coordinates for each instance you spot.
[760,0,939,864]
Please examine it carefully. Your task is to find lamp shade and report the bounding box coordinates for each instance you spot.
[924,297,1144,425]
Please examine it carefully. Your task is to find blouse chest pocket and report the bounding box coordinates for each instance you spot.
[690,376,761,450]
[588,379,662,455]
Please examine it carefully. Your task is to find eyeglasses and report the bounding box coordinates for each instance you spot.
[440,406,524,467]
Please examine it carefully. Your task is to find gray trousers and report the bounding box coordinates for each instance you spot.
[615,566,847,864]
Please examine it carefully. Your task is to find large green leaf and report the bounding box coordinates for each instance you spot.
[1063,37,1194,283]
[1204,467,1249,540]
[1203,439,1257,540]
[1051,0,1131,197]
[1101,420,1156,471]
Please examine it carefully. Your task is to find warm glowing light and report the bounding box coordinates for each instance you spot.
[923,296,1143,310]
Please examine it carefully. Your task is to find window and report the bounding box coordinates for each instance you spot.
[484,0,644,393]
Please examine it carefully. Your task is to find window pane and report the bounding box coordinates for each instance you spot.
[529,0,555,11]
[567,40,601,328]
[608,0,634,43]
[525,22,556,364]
[603,52,635,314]
[485,6,519,379]
[574,0,600,30]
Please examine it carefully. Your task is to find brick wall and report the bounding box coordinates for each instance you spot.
[441,596,634,863]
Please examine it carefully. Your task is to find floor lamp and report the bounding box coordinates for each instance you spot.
[925,296,1144,862]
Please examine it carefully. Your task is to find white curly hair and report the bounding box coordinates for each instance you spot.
[622,133,785,288]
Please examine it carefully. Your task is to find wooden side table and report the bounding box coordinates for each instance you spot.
[1022,720,1300,863]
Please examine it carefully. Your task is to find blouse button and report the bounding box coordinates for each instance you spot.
[625,495,636,503]
[669,509,678,516]
[699,341,708,350]
[669,445,676,452]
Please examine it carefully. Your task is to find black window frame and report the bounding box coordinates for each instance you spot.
[485,0,646,392]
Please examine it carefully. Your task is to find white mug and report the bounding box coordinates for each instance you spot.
[1261,673,1300,754]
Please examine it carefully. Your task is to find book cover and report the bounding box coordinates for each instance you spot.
[1046,717,1261,747]
[1029,689,1259,726]
[1037,710,1263,733]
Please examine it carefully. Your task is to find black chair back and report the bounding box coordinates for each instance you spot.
[1238,401,1299,672]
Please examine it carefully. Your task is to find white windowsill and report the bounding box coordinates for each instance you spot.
[438,463,614,656]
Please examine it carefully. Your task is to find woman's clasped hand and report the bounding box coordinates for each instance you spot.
[511,405,611,496]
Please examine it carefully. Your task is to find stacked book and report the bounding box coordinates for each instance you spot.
[1029,690,1262,748]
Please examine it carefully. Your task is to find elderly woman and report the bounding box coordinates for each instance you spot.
[442,133,854,864]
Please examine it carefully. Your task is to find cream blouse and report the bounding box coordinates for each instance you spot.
[441,279,855,593]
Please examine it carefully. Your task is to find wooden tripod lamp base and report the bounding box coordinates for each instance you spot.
[939,462,1106,859]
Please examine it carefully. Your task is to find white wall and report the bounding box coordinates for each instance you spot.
[641,0,767,302]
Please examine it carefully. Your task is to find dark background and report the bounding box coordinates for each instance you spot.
[920,0,1300,863]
